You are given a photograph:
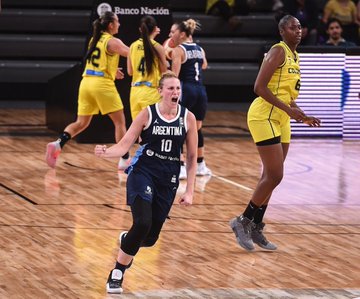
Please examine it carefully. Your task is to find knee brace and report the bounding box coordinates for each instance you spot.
[120,197,152,256]
[198,128,204,148]
[141,221,164,247]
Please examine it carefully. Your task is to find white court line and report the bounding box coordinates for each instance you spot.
[212,174,253,191]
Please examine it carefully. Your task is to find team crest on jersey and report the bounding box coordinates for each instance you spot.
[171,175,177,183]
[179,117,184,127]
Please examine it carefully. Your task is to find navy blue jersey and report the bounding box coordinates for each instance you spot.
[127,103,189,185]
[178,42,205,84]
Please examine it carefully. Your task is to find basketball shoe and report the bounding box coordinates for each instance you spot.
[118,157,131,171]
[229,215,255,251]
[106,269,123,294]
[179,165,187,180]
[196,161,212,176]
[251,222,277,250]
[45,141,61,168]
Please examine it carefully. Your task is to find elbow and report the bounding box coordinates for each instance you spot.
[253,84,261,96]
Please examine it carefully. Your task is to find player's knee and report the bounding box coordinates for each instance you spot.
[265,170,283,187]
[141,235,159,247]
[198,129,204,148]
[132,217,152,238]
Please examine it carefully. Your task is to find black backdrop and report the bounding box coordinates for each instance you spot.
[46,0,172,143]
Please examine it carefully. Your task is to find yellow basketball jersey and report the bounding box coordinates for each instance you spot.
[83,32,119,81]
[130,38,161,88]
[266,41,300,105]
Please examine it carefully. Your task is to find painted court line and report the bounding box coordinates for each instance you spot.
[212,174,253,191]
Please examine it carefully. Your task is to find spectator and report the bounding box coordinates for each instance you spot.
[205,0,247,29]
[282,0,319,45]
[322,17,357,46]
[321,0,359,44]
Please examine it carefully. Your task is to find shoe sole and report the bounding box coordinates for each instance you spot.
[229,218,255,251]
[106,284,123,294]
[254,241,277,251]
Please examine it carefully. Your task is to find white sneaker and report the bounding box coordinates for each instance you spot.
[179,165,187,180]
[196,161,212,176]
[196,175,212,192]
[118,157,131,171]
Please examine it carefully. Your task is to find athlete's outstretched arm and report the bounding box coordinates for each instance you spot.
[127,48,133,76]
[94,109,148,158]
[107,38,129,57]
[179,111,197,206]
[154,43,169,74]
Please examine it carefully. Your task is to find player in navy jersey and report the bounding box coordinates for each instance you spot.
[94,71,197,294]
[170,19,212,179]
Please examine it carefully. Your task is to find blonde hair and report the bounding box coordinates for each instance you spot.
[159,71,178,88]
[177,18,201,37]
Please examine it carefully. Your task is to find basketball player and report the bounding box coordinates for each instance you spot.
[229,15,320,251]
[45,11,131,170]
[170,19,211,179]
[94,71,198,294]
[128,15,167,121]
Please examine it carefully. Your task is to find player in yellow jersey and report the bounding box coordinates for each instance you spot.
[229,15,321,251]
[45,11,131,170]
[127,15,167,121]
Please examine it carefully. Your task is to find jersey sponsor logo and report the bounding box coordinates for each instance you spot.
[113,6,170,15]
[153,118,159,124]
[146,149,154,156]
[288,67,300,74]
[171,175,177,183]
[152,125,183,136]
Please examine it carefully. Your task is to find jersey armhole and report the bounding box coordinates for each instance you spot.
[143,106,152,130]
[276,45,287,68]
[184,109,189,133]
[179,45,187,64]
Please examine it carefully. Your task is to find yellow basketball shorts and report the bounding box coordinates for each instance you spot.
[247,98,291,144]
[130,86,161,120]
[78,77,124,115]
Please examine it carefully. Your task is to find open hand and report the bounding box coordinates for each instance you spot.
[303,116,321,127]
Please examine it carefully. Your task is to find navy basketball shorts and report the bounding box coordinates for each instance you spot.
[126,169,178,222]
[180,82,208,121]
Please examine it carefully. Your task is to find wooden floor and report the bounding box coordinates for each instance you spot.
[1,104,360,299]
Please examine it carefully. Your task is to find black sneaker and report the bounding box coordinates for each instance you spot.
[106,269,123,294]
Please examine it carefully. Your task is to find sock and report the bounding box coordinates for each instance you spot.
[197,157,204,163]
[242,201,259,220]
[115,261,127,273]
[122,152,129,160]
[253,204,268,224]
[58,131,71,148]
